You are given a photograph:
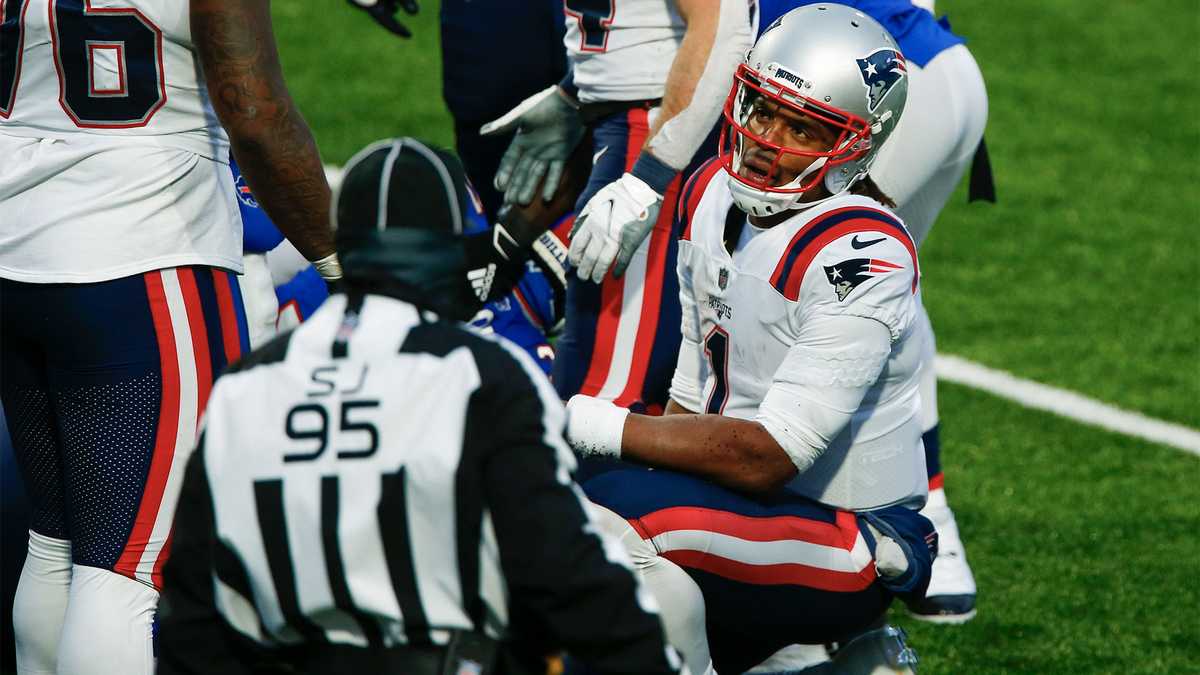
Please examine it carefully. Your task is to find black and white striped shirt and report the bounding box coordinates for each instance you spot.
[159,292,681,674]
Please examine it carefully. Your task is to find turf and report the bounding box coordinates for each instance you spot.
[920,1,1200,426]
[890,383,1200,673]
[272,1,453,161]
[269,1,1200,672]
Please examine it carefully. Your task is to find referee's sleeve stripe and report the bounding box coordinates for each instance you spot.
[490,337,576,484]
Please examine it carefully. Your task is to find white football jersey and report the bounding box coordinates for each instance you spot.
[0,0,240,283]
[675,161,927,510]
[564,0,684,103]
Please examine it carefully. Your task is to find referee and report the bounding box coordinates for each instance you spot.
[157,138,685,675]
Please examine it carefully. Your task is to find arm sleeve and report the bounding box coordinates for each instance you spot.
[644,0,752,171]
[755,313,892,472]
[482,343,682,675]
[668,250,704,412]
[158,442,273,675]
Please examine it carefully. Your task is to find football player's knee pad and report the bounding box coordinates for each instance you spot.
[589,503,658,569]
[588,505,715,675]
[642,554,715,675]
[829,625,918,675]
[13,531,72,675]
[57,565,158,675]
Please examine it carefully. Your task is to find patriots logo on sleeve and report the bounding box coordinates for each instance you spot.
[823,258,903,301]
[856,49,906,113]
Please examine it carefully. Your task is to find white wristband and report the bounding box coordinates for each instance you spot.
[565,395,629,458]
[312,252,343,282]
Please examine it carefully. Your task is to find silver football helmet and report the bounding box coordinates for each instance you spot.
[720,4,908,216]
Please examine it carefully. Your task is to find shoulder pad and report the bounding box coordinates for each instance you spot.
[769,205,918,303]
[677,157,726,242]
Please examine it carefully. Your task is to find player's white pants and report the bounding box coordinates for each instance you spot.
[59,566,158,675]
[871,44,987,436]
[591,504,716,675]
[14,534,158,675]
[872,43,988,247]
[13,532,71,675]
[238,252,279,349]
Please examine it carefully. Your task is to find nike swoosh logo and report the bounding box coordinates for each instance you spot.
[851,235,886,249]
[592,145,608,164]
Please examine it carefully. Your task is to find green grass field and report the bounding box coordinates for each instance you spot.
[273,2,1200,672]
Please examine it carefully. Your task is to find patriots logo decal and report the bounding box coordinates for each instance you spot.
[823,258,903,301]
[856,49,906,113]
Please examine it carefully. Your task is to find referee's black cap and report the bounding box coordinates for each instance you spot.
[334,137,473,236]
[332,137,483,320]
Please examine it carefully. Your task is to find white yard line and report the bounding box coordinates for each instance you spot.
[325,161,1199,457]
[936,355,1200,456]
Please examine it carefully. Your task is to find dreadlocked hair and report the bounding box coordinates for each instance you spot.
[851,175,896,209]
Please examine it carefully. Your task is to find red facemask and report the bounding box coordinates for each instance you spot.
[719,63,872,195]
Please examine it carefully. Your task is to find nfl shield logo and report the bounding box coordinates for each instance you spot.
[718,268,729,290]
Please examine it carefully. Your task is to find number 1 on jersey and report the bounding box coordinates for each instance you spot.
[704,327,730,414]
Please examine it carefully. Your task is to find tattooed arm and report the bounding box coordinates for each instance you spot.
[191,0,335,263]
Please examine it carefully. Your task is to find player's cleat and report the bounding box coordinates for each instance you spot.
[906,488,977,623]
[827,625,918,674]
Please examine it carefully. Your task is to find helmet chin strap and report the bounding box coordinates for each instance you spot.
[730,155,857,217]
[784,145,869,213]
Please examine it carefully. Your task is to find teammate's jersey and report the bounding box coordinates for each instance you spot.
[755,0,964,67]
[564,0,684,103]
[676,162,926,510]
[1,0,228,155]
[0,0,240,283]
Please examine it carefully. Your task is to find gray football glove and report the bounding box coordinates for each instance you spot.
[480,85,585,207]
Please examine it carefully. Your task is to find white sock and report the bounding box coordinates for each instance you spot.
[14,531,72,675]
[590,505,717,675]
[57,565,159,675]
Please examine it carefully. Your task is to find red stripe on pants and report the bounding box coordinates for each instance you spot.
[614,173,682,407]
[580,107,651,398]
[662,549,877,592]
[176,268,213,420]
[634,506,858,549]
[213,270,243,363]
[114,270,182,588]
